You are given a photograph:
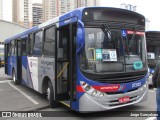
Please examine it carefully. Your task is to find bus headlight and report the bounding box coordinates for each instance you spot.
[92,90,97,96]
[99,92,104,97]
[80,81,105,98]
[85,85,91,91]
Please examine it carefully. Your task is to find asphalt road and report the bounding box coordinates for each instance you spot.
[0,67,157,120]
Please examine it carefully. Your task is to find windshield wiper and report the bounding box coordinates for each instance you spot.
[123,27,138,59]
[101,24,118,48]
[125,34,130,59]
[129,26,137,47]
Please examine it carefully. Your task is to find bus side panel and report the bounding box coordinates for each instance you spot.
[27,57,55,93]
[7,56,12,76]
[8,56,16,77]
[26,57,36,90]
[21,56,28,85]
[38,57,55,93]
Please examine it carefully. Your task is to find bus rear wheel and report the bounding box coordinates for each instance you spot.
[47,80,58,108]
[12,69,18,85]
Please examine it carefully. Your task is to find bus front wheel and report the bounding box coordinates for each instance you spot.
[47,80,58,108]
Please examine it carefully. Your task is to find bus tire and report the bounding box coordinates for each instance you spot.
[47,80,58,108]
[12,69,18,85]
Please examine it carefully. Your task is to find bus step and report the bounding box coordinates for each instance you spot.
[61,78,68,82]
[57,59,68,62]
[59,100,70,108]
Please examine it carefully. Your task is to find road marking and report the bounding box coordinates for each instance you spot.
[149,90,156,93]
[0,80,11,83]
[145,117,156,120]
[8,82,39,105]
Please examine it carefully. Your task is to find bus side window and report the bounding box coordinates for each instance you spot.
[11,40,15,56]
[43,26,55,57]
[22,38,27,56]
[33,31,43,56]
[28,34,34,56]
[9,42,11,56]
[59,27,69,59]
[7,43,10,56]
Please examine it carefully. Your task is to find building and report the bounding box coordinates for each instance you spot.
[0,20,28,44]
[59,0,77,15]
[0,0,3,19]
[32,3,43,26]
[43,0,100,22]
[12,0,33,27]
[43,0,56,22]
[78,0,100,7]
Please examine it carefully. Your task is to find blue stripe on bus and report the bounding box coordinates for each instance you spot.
[21,56,28,85]
[59,9,82,27]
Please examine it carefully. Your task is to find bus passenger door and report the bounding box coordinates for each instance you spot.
[16,40,22,83]
[4,43,9,74]
[55,22,77,108]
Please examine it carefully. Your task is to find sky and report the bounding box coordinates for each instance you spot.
[2,0,159,31]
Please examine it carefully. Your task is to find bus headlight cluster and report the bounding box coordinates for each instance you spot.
[80,81,105,98]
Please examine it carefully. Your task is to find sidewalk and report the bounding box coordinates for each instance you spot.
[0,67,49,111]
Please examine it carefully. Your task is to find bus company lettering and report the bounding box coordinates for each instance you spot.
[93,85,121,92]
[127,30,144,36]
[30,58,37,61]
[41,60,54,66]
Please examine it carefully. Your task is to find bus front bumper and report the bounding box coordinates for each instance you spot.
[79,82,148,112]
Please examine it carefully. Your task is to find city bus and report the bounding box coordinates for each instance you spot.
[0,44,4,66]
[4,7,148,112]
[146,31,160,85]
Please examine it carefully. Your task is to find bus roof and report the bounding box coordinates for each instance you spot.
[146,31,160,34]
[146,31,160,40]
[5,7,145,43]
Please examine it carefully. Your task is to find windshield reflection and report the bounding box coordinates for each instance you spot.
[80,27,145,73]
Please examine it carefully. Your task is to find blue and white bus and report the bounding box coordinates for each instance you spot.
[146,31,160,85]
[4,7,148,112]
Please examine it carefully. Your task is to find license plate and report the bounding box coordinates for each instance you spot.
[119,96,130,103]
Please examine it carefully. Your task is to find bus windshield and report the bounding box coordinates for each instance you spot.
[147,39,160,67]
[80,27,145,73]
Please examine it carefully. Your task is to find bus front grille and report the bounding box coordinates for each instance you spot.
[106,88,138,95]
[97,75,145,84]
